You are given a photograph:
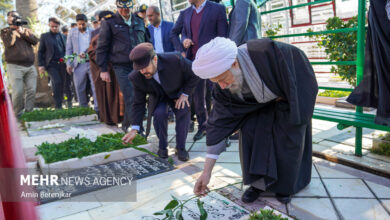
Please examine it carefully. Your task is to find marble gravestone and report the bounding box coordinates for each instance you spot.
[35,154,174,204]
[141,192,249,220]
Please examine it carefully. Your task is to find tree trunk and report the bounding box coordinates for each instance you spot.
[15,0,38,20]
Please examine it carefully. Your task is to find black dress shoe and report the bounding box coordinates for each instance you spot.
[241,186,263,203]
[189,121,195,133]
[176,149,189,161]
[157,149,168,159]
[276,193,291,204]
[193,129,206,142]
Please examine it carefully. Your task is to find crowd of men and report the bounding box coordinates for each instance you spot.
[1,0,318,204]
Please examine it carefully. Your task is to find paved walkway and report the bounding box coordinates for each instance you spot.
[20,106,390,220]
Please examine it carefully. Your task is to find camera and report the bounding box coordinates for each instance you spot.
[11,15,28,26]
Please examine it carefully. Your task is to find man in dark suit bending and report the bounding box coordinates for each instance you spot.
[122,43,199,161]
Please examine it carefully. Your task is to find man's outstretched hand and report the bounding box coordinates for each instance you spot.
[194,172,211,197]
[122,130,138,144]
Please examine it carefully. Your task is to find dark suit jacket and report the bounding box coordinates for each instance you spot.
[148,21,176,52]
[96,13,149,72]
[129,52,200,127]
[38,32,66,67]
[170,1,228,58]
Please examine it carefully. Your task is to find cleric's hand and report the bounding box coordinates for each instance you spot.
[194,172,211,197]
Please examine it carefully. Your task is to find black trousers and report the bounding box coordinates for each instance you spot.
[153,100,190,150]
[47,62,72,108]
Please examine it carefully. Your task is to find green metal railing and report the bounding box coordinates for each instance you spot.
[270,27,358,39]
[259,0,367,156]
[261,0,333,14]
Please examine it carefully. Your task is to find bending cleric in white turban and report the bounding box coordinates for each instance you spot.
[192,37,238,79]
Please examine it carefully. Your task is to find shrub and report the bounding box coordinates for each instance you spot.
[318,90,351,98]
[371,133,390,157]
[35,133,148,163]
[20,107,96,122]
[308,16,358,86]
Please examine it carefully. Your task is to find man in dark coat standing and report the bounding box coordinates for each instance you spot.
[38,17,72,109]
[192,37,318,204]
[122,43,199,161]
[96,0,149,132]
[146,6,176,53]
[170,0,228,141]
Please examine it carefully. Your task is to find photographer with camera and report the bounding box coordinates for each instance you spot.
[0,11,39,118]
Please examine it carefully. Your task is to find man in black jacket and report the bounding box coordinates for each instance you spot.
[96,0,149,132]
[122,43,199,161]
[38,17,72,109]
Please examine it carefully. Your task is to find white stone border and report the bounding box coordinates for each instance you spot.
[25,114,98,130]
[38,143,156,174]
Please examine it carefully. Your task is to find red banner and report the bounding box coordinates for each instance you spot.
[0,67,38,219]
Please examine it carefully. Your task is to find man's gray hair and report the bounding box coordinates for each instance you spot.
[148,5,160,15]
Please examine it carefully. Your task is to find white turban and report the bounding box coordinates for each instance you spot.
[192,37,238,79]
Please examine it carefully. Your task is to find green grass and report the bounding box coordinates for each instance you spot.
[371,133,390,157]
[249,209,289,220]
[35,133,148,164]
[20,107,96,122]
[318,90,351,98]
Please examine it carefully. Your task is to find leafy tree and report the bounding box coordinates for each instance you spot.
[263,23,283,38]
[308,16,358,86]
[0,0,13,28]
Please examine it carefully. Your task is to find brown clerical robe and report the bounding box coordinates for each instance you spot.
[88,34,123,125]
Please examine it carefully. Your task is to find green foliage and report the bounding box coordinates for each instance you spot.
[64,53,90,64]
[20,107,96,122]
[35,133,148,163]
[371,133,390,157]
[0,0,13,28]
[264,23,283,38]
[307,16,358,86]
[318,90,351,98]
[249,209,288,220]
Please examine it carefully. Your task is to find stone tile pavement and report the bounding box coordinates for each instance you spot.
[165,128,390,220]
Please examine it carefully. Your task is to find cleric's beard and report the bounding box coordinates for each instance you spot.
[227,67,243,95]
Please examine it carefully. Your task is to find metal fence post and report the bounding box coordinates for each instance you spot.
[355,0,367,156]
